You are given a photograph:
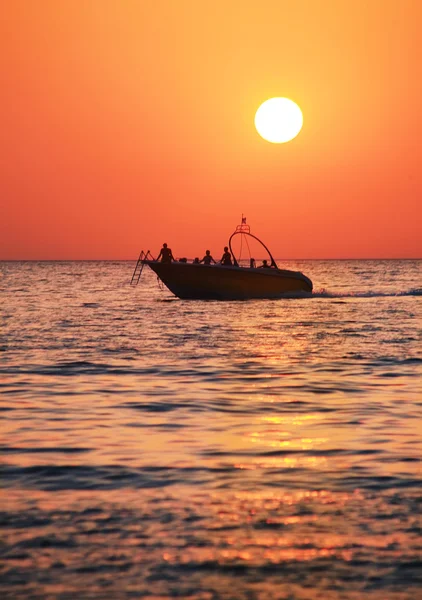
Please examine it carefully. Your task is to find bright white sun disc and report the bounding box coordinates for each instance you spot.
[255,97,303,143]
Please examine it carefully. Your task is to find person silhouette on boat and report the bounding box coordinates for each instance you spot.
[250,258,256,268]
[259,259,271,268]
[157,243,175,263]
[193,257,200,264]
[220,246,232,266]
[200,250,216,265]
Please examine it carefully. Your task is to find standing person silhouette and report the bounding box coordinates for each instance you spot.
[157,243,175,263]
[200,250,216,265]
[220,246,232,266]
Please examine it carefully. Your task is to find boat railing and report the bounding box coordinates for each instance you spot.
[234,222,251,234]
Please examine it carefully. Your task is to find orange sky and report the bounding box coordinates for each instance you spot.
[1,0,421,259]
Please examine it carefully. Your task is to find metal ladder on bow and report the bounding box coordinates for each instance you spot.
[130,250,154,285]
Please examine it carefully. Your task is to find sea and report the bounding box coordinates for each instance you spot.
[0,259,421,600]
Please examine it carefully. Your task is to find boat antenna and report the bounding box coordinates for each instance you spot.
[234,215,250,266]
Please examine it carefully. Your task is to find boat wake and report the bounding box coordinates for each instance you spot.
[310,287,422,299]
[155,288,422,301]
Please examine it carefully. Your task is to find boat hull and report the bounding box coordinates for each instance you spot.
[145,261,312,300]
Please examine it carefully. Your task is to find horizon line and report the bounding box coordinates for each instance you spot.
[1,257,421,262]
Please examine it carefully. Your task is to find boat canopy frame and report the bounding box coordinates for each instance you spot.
[228,220,278,269]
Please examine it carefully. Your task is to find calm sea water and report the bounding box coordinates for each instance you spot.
[0,260,421,600]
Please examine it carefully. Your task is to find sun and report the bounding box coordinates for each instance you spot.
[255,97,303,143]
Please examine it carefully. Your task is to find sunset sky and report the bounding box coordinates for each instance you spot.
[1,0,421,259]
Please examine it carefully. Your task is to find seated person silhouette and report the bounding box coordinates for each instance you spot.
[200,250,216,265]
[259,259,271,268]
[220,246,232,266]
[250,258,256,268]
[193,257,200,264]
[157,243,174,263]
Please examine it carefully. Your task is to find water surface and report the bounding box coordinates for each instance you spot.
[1,260,421,599]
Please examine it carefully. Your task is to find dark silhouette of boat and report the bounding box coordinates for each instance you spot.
[131,219,313,300]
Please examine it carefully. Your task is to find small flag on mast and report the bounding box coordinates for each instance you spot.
[242,216,246,224]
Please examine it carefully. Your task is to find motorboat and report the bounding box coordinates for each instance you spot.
[131,219,313,300]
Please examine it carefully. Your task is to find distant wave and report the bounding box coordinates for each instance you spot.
[1,463,420,492]
[0,355,420,378]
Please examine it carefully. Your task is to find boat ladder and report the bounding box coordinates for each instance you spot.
[130,250,154,285]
